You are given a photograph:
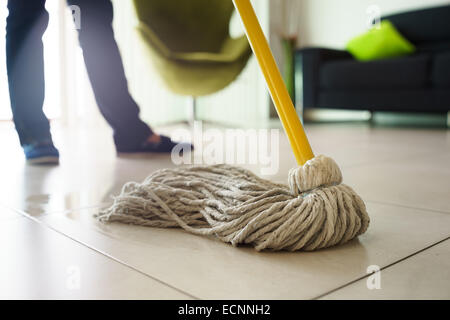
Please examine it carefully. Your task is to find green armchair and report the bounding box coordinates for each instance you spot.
[132,0,253,120]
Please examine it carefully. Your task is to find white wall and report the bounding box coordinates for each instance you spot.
[294,0,450,48]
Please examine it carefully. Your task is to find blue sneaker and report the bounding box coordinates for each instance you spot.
[23,143,60,165]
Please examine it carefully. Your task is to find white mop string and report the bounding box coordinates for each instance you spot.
[98,155,370,251]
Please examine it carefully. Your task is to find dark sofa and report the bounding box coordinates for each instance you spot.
[296,4,450,113]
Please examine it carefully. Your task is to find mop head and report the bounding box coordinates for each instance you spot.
[98,155,369,251]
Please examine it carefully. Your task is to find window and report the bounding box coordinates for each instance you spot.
[0,1,61,121]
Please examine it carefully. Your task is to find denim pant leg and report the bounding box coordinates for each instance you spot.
[6,0,53,146]
[66,0,152,149]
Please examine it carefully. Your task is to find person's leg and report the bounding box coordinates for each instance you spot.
[66,0,153,150]
[6,0,53,146]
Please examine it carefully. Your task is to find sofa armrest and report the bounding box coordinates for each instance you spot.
[296,48,353,108]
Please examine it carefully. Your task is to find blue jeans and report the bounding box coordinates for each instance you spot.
[6,0,152,148]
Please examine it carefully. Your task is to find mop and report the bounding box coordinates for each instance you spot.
[97,0,370,251]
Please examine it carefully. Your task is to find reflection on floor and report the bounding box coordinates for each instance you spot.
[0,120,449,299]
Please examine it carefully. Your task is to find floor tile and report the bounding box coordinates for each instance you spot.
[2,121,449,299]
[39,201,450,299]
[0,217,192,299]
[0,165,111,216]
[321,239,450,300]
[0,152,179,217]
[0,124,115,215]
[306,125,450,168]
[223,124,450,183]
[343,152,450,213]
[0,205,21,221]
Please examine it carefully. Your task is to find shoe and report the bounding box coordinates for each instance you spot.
[116,135,194,155]
[23,143,60,165]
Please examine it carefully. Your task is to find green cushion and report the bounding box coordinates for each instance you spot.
[346,20,416,61]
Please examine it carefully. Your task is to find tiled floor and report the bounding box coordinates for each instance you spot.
[1,121,449,299]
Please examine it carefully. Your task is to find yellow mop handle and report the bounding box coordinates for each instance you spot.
[233,0,314,165]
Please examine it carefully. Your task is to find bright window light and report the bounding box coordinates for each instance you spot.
[0,1,61,121]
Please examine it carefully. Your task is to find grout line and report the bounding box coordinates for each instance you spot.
[312,236,450,300]
[39,203,112,217]
[365,199,450,215]
[8,206,200,300]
